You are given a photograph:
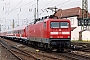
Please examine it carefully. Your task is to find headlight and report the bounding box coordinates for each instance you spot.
[50,36,53,38]
[68,36,70,38]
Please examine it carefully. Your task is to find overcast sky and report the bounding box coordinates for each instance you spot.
[0,0,90,30]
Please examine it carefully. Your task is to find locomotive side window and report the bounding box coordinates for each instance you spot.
[26,26,28,30]
[18,31,19,34]
[21,30,24,34]
[60,22,69,28]
[44,22,46,28]
[50,22,59,28]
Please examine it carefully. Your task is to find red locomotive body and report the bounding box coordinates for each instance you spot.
[27,18,71,51]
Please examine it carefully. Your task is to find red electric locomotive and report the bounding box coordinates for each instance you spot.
[27,16,71,51]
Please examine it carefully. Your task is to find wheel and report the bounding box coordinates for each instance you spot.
[57,48,64,52]
[40,43,44,47]
[49,46,53,51]
[44,44,48,50]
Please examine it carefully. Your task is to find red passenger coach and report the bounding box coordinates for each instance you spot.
[27,17,71,51]
[0,31,7,38]
[12,25,27,38]
[0,25,27,42]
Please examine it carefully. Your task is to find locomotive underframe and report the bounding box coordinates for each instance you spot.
[50,38,71,47]
[28,37,71,51]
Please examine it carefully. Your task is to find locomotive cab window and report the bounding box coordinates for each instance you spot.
[44,22,46,28]
[50,22,69,28]
[60,22,69,28]
[50,22,59,28]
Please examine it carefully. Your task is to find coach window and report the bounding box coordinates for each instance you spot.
[20,30,22,34]
[13,31,15,34]
[20,30,21,34]
[10,31,11,34]
[16,31,18,34]
[21,30,23,34]
[15,31,16,34]
[18,31,19,34]
[17,31,18,34]
[44,22,46,28]
[14,31,16,34]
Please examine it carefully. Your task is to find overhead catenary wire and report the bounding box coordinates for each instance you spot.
[0,0,12,16]
[10,0,36,12]
[39,0,53,13]
[56,0,72,6]
[2,0,35,19]
[5,0,12,4]
[10,0,23,12]
[1,0,82,22]
[39,0,81,17]
[2,0,72,19]
[42,0,53,9]
[36,0,54,18]
[0,0,23,18]
[39,0,71,15]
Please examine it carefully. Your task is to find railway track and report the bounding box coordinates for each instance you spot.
[77,47,90,52]
[72,42,90,52]
[0,40,41,60]
[0,40,22,60]
[0,44,21,60]
[0,38,90,60]
[49,51,90,60]
[0,38,63,60]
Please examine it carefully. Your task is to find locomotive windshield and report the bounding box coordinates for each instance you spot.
[50,22,69,28]
[60,22,69,28]
[50,22,59,28]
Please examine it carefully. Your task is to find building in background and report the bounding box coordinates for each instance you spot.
[54,7,90,41]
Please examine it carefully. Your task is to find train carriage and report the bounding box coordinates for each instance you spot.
[0,31,7,38]
[0,25,27,42]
